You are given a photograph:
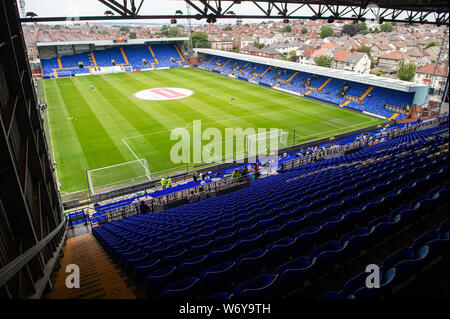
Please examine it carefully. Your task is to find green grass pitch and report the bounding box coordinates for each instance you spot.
[42,67,385,196]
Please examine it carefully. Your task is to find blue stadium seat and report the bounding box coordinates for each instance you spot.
[161,276,200,298]
[232,274,279,299]
[199,262,234,297]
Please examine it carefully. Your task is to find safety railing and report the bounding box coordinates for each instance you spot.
[0,218,67,299]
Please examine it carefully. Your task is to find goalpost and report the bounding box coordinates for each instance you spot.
[87,158,151,195]
[245,129,289,155]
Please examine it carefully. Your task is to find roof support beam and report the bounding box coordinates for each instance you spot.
[19,0,449,25]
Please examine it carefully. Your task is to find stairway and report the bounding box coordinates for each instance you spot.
[259,66,271,77]
[120,47,129,65]
[240,62,250,72]
[49,233,135,299]
[305,89,312,95]
[90,52,98,67]
[388,112,400,120]
[57,57,63,69]
[148,45,159,64]
[287,71,298,84]
[205,55,215,65]
[174,44,186,62]
[359,86,374,101]
[318,78,332,92]
[340,99,351,107]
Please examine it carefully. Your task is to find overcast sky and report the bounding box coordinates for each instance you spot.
[20,0,273,24]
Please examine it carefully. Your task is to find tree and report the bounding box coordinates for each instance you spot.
[380,22,394,32]
[224,25,233,31]
[302,27,308,35]
[160,25,181,37]
[120,26,130,33]
[320,26,334,39]
[356,45,371,54]
[289,50,297,56]
[191,32,211,48]
[425,40,439,49]
[129,32,137,39]
[357,22,367,33]
[252,41,265,49]
[282,25,292,33]
[342,23,360,37]
[314,55,333,68]
[396,60,416,81]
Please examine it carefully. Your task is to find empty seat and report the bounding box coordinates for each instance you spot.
[232,274,279,299]
[161,276,200,298]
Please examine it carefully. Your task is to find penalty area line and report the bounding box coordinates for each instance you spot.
[121,137,152,180]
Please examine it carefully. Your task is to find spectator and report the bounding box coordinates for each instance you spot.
[198,187,207,201]
[188,191,199,203]
[241,166,248,181]
[252,163,260,179]
[192,172,198,183]
[161,177,167,189]
[167,177,172,188]
[139,201,150,214]
[232,169,240,183]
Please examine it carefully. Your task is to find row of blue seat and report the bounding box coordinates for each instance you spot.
[321,219,448,299]
[92,123,448,298]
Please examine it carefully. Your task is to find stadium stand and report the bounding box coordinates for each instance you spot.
[2,0,448,304]
[91,119,448,299]
[40,43,187,79]
[198,54,416,120]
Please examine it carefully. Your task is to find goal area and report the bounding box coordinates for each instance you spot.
[245,129,289,155]
[87,158,151,195]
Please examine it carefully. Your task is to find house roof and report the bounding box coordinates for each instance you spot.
[261,47,281,55]
[310,47,329,58]
[379,51,411,61]
[302,47,317,57]
[405,48,429,57]
[321,42,336,49]
[240,45,261,53]
[416,63,449,77]
[333,50,351,62]
[375,43,392,51]
[345,52,368,63]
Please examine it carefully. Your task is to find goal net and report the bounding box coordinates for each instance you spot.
[245,129,289,155]
[87,158,151,195]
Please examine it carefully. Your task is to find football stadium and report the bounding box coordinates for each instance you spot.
[0,0,449,306]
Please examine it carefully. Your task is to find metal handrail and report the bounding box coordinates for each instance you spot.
[0,217,67,288]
